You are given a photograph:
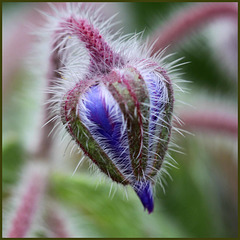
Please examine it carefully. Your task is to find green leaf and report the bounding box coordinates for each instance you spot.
[2,135,25,196]
[50,172,188,237]
[157,136,231,237]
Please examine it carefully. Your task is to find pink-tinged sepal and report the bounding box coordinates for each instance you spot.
[104,67,150,178]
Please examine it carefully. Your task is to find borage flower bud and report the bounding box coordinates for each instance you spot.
[61,65,174,213]
[44,3,175,214]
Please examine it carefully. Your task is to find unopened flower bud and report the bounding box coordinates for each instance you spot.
[43,3,175,213]
[61,65,174,213]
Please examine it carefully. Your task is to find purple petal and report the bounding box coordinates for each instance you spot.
[134,181,154,214]
[79,84,132,176]
[145,72,167,131]
[143,71,170,164]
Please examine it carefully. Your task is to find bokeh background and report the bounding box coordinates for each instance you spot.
[2,2,238,238]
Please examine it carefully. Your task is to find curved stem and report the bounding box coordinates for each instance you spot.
[35,4,125,159]
[175,110,238,137]
[150,2,238,54]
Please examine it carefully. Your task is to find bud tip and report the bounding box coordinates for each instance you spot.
[134,181,154,214]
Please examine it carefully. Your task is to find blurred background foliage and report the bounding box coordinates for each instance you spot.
[2,2,238,238]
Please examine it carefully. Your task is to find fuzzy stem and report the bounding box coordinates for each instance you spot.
[176,110,238,137]
[150,2,238,54]
[34,48,62,159]
[56,16,123,74]
[2,3,64,102]
[7,168,46,238]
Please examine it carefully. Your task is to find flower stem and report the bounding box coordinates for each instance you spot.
[34,52,61,159]
[7,165,47,238]
[176,110,238,137]
[150,2,238,54]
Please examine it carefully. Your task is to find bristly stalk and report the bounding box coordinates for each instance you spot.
[7,164,47,238]
[177,110,238,137]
